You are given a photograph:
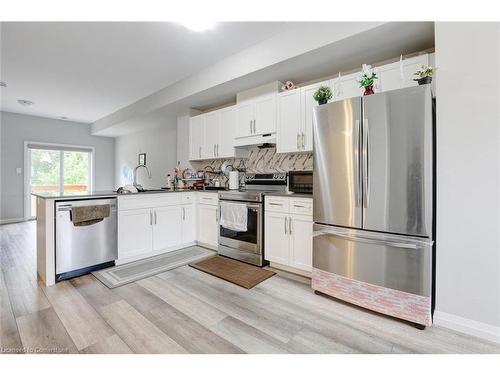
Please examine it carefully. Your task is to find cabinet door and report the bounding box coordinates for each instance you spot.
[218,107,236,158]
[277,90,302,153]
[302,81,329,152]
[118,209,153,260]
[181,204,196,244]
[332,72,362,101]
[153,206,182,252]
[289,215,313,272]
[204,111,220,159]
[197,204,219,247]
[236,102,254,138]
[377,55,429,92]
[254,94,277,135]
[264,212,289,265]
[189,115,205,160]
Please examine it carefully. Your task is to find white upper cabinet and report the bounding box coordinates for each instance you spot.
[277,80,330,153]
[253,94,277,135]
[204,111,220,159]
[218,106,238,158]
[236,102,255,138]
[376,54,429,93]
[331,71,362,101]
[277,89,302,153]
[189,105,246,161]
[236,94,277,138]
[189,115,205,161]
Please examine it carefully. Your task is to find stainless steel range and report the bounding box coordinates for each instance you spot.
[218,173,287,266]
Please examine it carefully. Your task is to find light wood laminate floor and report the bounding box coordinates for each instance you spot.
[1,221,499,354]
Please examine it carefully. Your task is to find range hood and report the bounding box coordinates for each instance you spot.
[233,133,276,148]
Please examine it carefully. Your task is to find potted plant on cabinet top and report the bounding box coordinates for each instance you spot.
[414,65,434,85]
[358,64,378,96]
[313,86,333,105]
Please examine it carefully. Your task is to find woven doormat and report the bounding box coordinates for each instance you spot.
[189,255,275,289]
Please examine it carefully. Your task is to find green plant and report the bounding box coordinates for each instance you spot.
[358,64,378,88]
[414,65,434,78]
[313,86,333,103]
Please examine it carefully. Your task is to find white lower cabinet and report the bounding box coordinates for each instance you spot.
[264,212,290,265]
[181,204,196,243]
[265,196,313,273]
[117,208,153,260]
[153,206,182,251]
[117,193,197,263]
[197,204,218,248]
[289,215,313,271]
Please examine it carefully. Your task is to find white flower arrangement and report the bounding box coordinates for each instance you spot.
[358,64,378,88]
[414,65,434,78]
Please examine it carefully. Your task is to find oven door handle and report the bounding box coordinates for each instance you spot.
[246,204,261,210]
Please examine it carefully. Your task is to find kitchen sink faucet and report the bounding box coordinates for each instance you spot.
[133,164,152,191]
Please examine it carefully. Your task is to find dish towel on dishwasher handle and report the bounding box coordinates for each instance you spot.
[220,201,247,232]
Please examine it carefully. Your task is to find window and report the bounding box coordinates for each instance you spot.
[27,143,93,218]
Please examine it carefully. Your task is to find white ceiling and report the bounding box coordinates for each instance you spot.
[0,22,294,123]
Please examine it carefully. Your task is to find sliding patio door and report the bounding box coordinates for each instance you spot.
[27,144,93,219]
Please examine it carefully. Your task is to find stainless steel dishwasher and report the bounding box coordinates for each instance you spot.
[55,198,117,282]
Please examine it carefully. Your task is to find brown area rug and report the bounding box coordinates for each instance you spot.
[189,255,275,289]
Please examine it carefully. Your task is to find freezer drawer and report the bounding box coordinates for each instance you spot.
[56,198,117,276]
[313,224,432,296]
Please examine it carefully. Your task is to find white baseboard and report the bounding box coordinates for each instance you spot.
[433,310,500,344]
[0,217,25,225]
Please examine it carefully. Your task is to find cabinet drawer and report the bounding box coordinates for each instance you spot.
[118,193,181,211]
[265,196,289,213]
[181,192,195,204]
[290,198,313,216]
[197,192,219,206]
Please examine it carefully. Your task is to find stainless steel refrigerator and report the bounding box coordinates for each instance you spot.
[312,85,434,328]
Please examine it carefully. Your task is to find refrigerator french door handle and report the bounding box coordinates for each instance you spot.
[284,216,287,234]
[354,119,361,207]
[362,118,370,208]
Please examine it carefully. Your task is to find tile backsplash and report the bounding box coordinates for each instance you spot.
[191,146,313,173]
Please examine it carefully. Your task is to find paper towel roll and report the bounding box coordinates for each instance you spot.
[229,171,239,190]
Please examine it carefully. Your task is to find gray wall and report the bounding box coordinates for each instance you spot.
[434,22,500,339]
[0,111,115,221]
[115,119,177,189]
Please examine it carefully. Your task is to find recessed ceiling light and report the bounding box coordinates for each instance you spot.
[179,21,216,32]
[0,81,7,88]
[18,99,35,106]
[60,116,68,120]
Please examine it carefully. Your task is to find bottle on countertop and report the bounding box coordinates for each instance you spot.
[166,174,172,189]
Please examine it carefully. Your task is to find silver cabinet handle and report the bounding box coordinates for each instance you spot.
[268,203,282,206]
[249,120,252,134]
[293,205,307,208]
[149,210,153,226]
[216,144,219,157]
[253,119,256,134]
[199,145,201,159]
[301,132,305,149]
[284,216,287,234]
[154,210,157,225]
[289,216,292,234]
[213,144,216,157]
[182,207,185,220]
[215,207,219,221]
[296,133,300,149]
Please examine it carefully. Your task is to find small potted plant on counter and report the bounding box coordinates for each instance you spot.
[358,64,378,96]
[313,86,333,105]
[414,65,434,85]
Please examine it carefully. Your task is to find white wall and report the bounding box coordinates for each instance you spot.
[115,118,177,189]
[434,22,500,343]
[0,111,115,222]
